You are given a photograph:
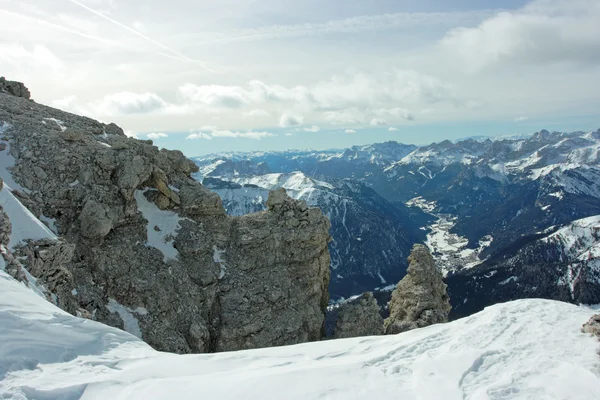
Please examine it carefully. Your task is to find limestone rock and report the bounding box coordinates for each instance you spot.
[0,82,332,354]
[384,244,451,334]
[79,199,113,239]
[582,314,600,339]
[333,292,383,339]
[0,77,31,99]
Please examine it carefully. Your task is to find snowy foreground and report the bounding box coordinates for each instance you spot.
[1,272,600,399]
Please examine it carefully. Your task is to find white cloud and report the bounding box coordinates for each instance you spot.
[440,0,600,71]
[124,130,138,138]
[373,107,415,121]
[93,92,168,115]
[147,132,168,139]
[243,109,271,117]
[195,9,497,45]
[186,132,212,140]
[370,118,389,126]
[285,132,295,136]
[187,128,274,140]
[345,129,357,134]
[0,43,65,71]
[279,113,304,127]
[388,127,398,132]
[514,116,529,122]
[304,125,320,132]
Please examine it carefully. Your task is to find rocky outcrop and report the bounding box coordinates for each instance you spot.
[332,292,383,339]
[582,314,600,339]
[0,81,331,354]
[384,244,451,334]
[0,77,30,99]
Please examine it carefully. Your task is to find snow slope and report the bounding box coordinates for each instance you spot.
[1,270,599,399]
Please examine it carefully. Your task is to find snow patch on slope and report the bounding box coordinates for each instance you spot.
[0,185,56,250]
[134,189,182,262]
[105,298,147,339]
[1,269,600,399]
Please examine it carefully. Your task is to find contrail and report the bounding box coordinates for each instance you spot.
[65,0,217,72]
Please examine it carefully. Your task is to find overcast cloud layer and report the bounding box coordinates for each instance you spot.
[1,0,599,154]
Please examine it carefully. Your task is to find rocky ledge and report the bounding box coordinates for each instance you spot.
[0,80,331,353]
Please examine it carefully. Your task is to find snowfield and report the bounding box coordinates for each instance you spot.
[1,270,600,399]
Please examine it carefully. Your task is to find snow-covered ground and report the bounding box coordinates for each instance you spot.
[407,197,492,274]
[1,268,600,399]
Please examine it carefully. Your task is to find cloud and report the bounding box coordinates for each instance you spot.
[304,125,321,132]
[345,129,357,134]
[388,127,398,132]
[285,132,295,136]
[279,113,304,127]
[93,92,168,115]
[514,116,529,122]
[186,132,212,140]
[373,107,415,121]
[187,127,275,140]
[370,118,389,126]
[440,0,600,70]
[323,110,364,125]
[243,109,271,117]
[0,43,65,71]
[124,130,138,138]
[146,132,168,139]
[195,9,498,45]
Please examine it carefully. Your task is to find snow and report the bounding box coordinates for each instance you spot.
[39,215,58,234]
[0,128,28,193]
[2,272,600,399]
[213,245,227,279]
[0,185,56,250]
[134,189,182,262]
[105,298,147,339]
[42,118,66,132]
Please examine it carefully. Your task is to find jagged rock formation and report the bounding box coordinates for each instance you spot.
[332,292,383,338]
[384,244,451,334]
[582,314,600,339]
[0,81,331,353]
[0,77,30,99]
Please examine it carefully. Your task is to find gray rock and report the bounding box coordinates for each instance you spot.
[582,314,600,339]
[0,77,31,99]
[0,81,332,354]
[384,244,451,334]
[79,199,113,239]
[333,292,383,339]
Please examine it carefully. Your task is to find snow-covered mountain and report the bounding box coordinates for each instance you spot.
[193,129,600,312]
[2,267,599,399]
[448,215,600,318]
[202,171,426,298]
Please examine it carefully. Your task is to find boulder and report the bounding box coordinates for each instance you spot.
[333,292,383,339]
[384,244,451,334]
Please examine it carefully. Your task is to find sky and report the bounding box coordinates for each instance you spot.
[1,0,599,156]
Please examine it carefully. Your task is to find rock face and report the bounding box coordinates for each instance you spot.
[0,77,31,99]
[582,314,600,339]
[0,81,332,353]
[332,292,383,339]
[384,244,451,334]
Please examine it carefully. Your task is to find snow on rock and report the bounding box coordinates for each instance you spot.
[134,189,182,262]
[543,215,600,296]
[0,126,28,193]
[213,245,227,279]
[106,298,147,339]
[42,117,66,132]
[1,269,600,399]
[0,185,56,250]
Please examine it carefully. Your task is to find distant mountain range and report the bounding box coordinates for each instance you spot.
[192,128,600,315]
